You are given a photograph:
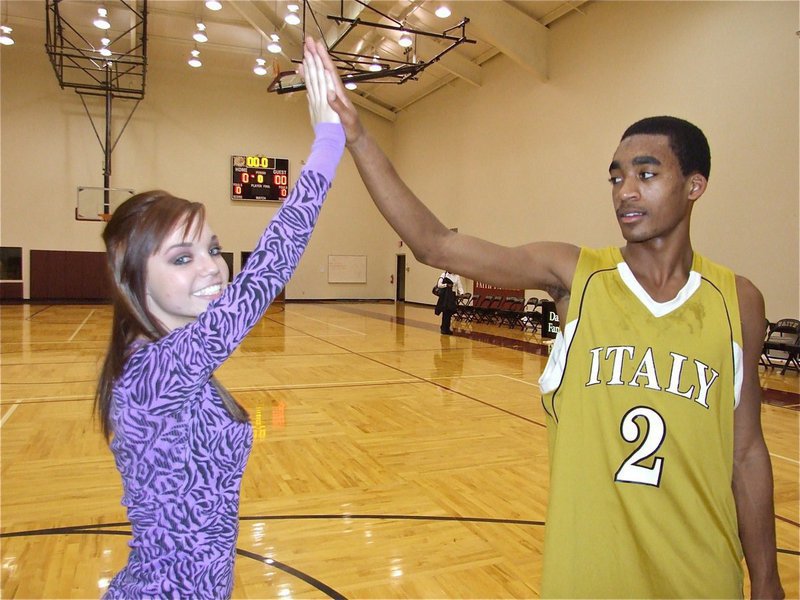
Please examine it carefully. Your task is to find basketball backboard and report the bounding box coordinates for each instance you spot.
[76,186,135,221]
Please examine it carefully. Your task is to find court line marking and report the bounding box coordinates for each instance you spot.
[770,453,799,465]
[1,396,92,404]
[1,374,533,403]
[228,378,419,392]
[0,401,21,427]
[497,374,541,388]
[67,309,95,342]
[0,379,423,404]
[426,373,514,380]
[279,313,366,335]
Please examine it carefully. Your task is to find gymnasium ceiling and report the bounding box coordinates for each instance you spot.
[4,1,590,121]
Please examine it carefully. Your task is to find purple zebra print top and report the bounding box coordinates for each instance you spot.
[104,123,344,599]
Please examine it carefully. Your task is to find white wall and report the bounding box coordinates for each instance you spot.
[2,1,798,320]
[392,1,799,321]
[0,20,398,300]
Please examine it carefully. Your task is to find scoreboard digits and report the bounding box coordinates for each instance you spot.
[231,155,289,201]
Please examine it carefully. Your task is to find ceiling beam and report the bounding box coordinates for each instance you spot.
[350,93,397,122]
[457,1,549,81]
[228,1,280,40]
[416,36,482,87]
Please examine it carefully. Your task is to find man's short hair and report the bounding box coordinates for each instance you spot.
[622,116,711,180]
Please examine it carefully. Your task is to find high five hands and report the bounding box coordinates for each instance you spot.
[300,37,365,146]
[300,40,339,126]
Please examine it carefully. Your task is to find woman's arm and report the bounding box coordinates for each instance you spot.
[122,48,345,409]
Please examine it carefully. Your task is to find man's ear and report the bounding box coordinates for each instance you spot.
[688,174,708,200]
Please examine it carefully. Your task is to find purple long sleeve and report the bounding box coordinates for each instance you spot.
[104,123,344,599]
[305,122,345,182]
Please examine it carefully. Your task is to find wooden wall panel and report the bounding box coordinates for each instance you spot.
[30,250,110,300]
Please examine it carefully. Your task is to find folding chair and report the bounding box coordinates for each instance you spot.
[454,292,472,322]
[462,294,482,323]
[497,296,526,328]
[521,297,542,332]
[476,295,503,324]
[467,294,493,323]
[762,318,800,374]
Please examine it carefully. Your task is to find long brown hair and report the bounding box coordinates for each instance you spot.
[95,190,248,441]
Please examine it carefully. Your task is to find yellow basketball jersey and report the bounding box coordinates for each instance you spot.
[539,247,744,598]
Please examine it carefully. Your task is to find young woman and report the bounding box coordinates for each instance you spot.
[96,46,343,598]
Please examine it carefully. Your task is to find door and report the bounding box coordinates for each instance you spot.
[396,254,406,301]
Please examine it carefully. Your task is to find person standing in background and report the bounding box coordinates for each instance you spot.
[435,270,463,335]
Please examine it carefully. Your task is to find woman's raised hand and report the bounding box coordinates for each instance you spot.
[301,38,340,126]
[302,37,364,146]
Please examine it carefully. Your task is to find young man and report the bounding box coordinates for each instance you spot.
[302,39,783,599]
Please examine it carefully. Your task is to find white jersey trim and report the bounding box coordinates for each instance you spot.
[733,341,743,409]
[538,320,577,394]
[617,261,702,317]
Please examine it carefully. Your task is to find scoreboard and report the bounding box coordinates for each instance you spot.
[231,155,289,201]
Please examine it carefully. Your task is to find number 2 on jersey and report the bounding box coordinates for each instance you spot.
[614,406,666,487]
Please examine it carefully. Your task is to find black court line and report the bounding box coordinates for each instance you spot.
[325,303,800,409]
[776,514,800,529]
[235,549,347,599]
[238,513,546,527]
[0,514,547,599]
[0,522,346,598]
[327,303,551,355]
[4,303,798,578]
[266,313,547,428]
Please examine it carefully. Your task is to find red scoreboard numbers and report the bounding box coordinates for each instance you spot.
[231,155,289,201]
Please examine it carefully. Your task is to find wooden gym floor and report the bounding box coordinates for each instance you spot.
[1,301,798,599]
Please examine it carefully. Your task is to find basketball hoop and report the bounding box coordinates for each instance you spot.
[99,213,112,222]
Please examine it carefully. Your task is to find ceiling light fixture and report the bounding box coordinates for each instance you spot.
[253,56,268,76]
[93,6,111,30]
[0,25,14,46]
[99,37,112,56]
[205,0,222,10]
[188,47,202,68]
[398,32,413,48]
[344,81,357,90]
[285,4,301,25]
[368,55,382,72]
[435,5,451,18]
[193,22,208,43]
[267,33,281,54]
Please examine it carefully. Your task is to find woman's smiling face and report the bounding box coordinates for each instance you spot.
[145,218,229,331]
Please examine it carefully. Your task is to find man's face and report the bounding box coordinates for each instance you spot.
[608,134,701,245]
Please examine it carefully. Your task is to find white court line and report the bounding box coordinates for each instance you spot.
[228,378,419,392]
[284,313,366,335]
[497,374,540,388]
[426,373,528,382]
[425,374,539,386]
[67,309,96,342]
[770,453,799,465]
[1,395,92,403]
[0,401,21,427]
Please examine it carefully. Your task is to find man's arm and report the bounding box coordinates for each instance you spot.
[733,275,784,599]
[303,38,579,297]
